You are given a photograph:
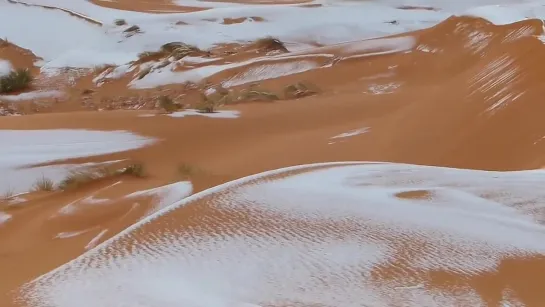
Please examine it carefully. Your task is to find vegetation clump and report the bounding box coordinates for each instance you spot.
[238,88,279,102]
[158,95,180,113]
[32,176,54,192]
[59,162,146,190]
[0,69,32,94]
[283,82,318,99]
[138,42,203,62]
[254,36,288,53]
[114,19,127,26]
[124,25,140,33]
[196,87,232,113]
[120,163,146,177]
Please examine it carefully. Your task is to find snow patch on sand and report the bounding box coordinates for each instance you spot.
[126,181,193,215]
[168,109,240,119]
[0,130,154,194]
[0,59,13,77]
[0,90,64,102]
[55,229,93,239]
[331,127,370,139]
[85,229,108,250]
[20,162,545,307]
[0,212,11,225]
[222,61,319,88]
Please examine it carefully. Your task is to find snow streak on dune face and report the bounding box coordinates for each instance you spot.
[20,162,545,307]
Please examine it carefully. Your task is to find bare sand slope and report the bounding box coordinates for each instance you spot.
[2,6,545,307]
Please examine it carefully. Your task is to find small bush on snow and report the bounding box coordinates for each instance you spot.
[114,19,127,26]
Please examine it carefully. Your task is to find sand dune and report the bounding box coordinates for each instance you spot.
[17,162,545,306]
[2,0,545,306]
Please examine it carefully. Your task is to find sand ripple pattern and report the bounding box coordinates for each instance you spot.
[19,162,545,307]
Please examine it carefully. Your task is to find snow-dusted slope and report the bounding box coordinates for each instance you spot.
[19,162,545,307]
[2,0,544,69]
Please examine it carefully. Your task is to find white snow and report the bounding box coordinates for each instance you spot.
[168,109,240,119]
[130,54,330,89]
[0,90,64,101]
[54,229,93,239]
[331,127,370,139]
[0,0,540,76]
[93,64,135,86]
[222,61,319,87]
[85,229,108,250]
[0,212,11,226]
[138,109,240,119]
[126,181,193,215]
[19,161,545,307]
[0,59,13,77]
[0,130,155,194]
[0,0,447,69]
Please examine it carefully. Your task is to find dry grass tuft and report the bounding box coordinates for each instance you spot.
[124,25,141,33]
[120,163,146,177]
[197,87,232,113]
[1,187,14,201]
[114,19,127,26]
[59,163,147,190]
[158,95,180,113]
[283,82,319,99]
[238,89,279,102]
[0,69,33,94]
[137,42,203,63]
[32,176,54,192]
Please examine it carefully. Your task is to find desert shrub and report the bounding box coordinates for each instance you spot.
[1,187,14,201]
[196,100,217,113]
[124,25,140,33]
[32,176,54,192]
[0,69,32,93]
[58,170,98,190]
[254,36,288,53]
[283,82,319,99]
[196,88,233,113]
[59,163,146,190]
[120,163,146,177]
[239,89,279,102]
[158,95,179,113]
[114,19,127,26]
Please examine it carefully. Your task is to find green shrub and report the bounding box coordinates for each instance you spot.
[0,69,32,93]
